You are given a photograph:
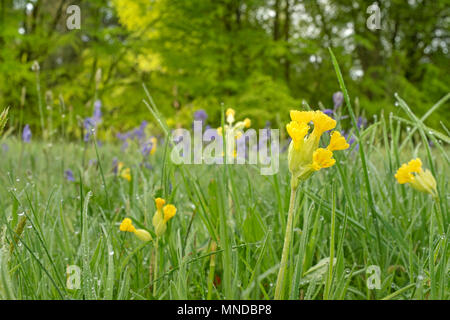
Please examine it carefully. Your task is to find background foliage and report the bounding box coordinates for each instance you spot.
[0,0,449,138]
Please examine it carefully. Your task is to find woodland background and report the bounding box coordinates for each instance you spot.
[0,0,448,139]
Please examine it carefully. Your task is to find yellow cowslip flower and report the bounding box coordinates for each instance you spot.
[120,218,135,232]
[119,218,152,242]
[152,198,177,237]
[117,162,131,181]
[217,109,251,159]
[155,197,165,210]
[327,131,350,151]
[150,137,157,155]
[286,109,348,188]
[163,204,177,222]
[311,111,337,138]
[226,108,235,124]
[311,148,335,171]
[286,121,309,150]
[395,158,437,197]
[290,110,315,124]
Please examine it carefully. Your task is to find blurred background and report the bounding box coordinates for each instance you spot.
[0,0,448,140]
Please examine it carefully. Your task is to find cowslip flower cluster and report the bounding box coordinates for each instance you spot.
[395,158,437,197]
[286,110,349,188]
[117,161,131,181]
[119,218,152,242]
[216,108,251,158]
[217,108,251,140]
[152,198,177,237]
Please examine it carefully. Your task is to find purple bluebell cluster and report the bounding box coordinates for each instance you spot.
[22,124,32,143]
[117,120,156,159]
[341,117,366,151]
[192,109,210,131]
[64,169,75,182]
[194,109,207,122]
[84,100,102,142]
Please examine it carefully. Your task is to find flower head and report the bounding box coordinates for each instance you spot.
[155,197,165,210]
[22,124,31,143]
[216,109,251,159]
[117,162,131,181]
[152,198,177,237]
[194,109,208,122]
[311,148,335,171]
[286,109,348,188]
[311,111,336,138]
[64,169,75,182]
[120,218,136,232]
[395,158,437,197]
[119,218,152,242]
[327,131,350,151]
[163,204,177,222]
[333,91,344,109]
[226,108,235,124]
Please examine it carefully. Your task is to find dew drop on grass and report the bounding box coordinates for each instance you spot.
[109,251,114,256]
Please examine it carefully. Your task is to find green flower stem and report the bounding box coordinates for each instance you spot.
[274,182,298,300]
[153,238,159,297]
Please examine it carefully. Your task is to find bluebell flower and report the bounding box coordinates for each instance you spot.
[93,100,102,121]
[64,169,75,182]
[112,157,118,174]
[2,143,9,152]
[357,116,367,130]
[333,91,344,109]
[141,139,155,156]
[22,124,31,143]
[322,109,334,117]
[194,109,208,122]
[84,101,102,142]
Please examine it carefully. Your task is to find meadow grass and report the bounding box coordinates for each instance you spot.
[0,56,448,300]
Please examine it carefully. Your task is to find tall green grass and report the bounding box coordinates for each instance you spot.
[0,53,448,300]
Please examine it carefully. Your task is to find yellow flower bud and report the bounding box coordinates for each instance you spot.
[154,221,167,238]
[133,229,152,242]
[244,118,251,128]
